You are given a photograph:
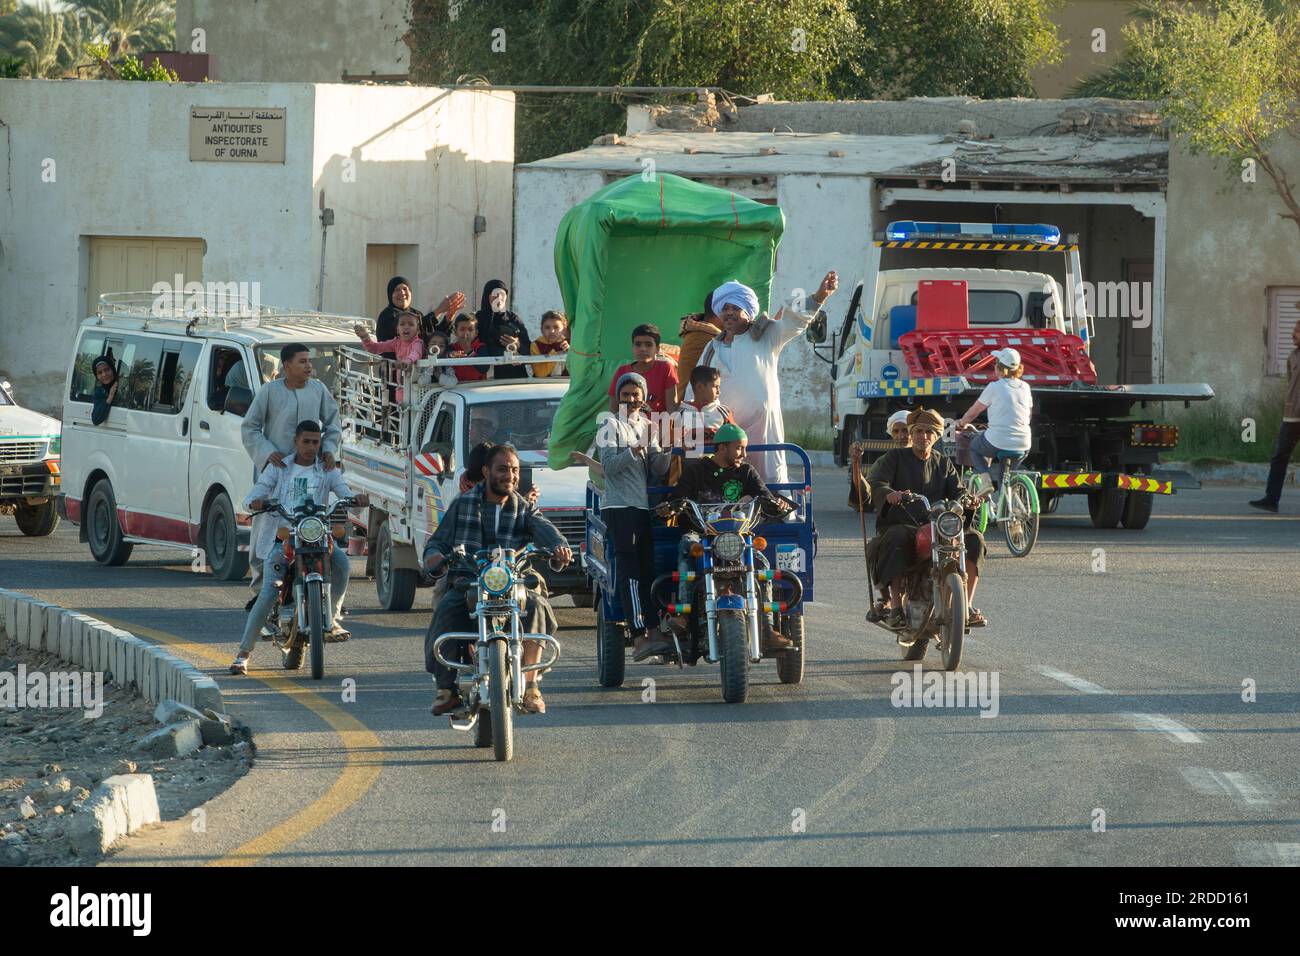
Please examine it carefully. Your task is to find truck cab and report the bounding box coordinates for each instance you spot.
[0,378,62,537]
[817,221,1210,530]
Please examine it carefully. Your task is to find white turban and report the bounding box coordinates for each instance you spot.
[710,280,760,320]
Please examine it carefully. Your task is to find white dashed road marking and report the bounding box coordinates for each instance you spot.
[1180,768,1274,805]
[1038,666,1112,695]
[1125,712,1204,743]
[1234,842,1300,866]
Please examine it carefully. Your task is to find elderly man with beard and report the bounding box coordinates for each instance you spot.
[695,271,838,485]
[422,444,573,717]
[866,408,988,629]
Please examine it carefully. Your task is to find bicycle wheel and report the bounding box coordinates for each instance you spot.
[1003,475,1040,557]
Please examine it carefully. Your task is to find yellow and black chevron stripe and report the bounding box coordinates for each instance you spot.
[874,240,1077,252]
[1116,474,1173,494]
[1040,472,1174,494]
[1040,472,1102,489]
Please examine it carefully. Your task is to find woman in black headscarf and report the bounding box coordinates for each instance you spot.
[374,276,422,361]
[474,279,530,380]
[91,357,119,426]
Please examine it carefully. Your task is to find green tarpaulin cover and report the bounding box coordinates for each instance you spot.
[546,173,784,469]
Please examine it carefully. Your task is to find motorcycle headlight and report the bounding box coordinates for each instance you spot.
[936,511,962,539]
[482,564,513,594]
[297,516,326,543]
[713,532,744,562]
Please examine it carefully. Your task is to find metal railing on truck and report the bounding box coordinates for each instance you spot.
[337,346,569,452]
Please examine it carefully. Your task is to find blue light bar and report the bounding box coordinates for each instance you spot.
[885,221,1062,245]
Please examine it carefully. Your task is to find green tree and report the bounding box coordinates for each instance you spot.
[72,0,173,57]
[408,0,1062,162]
[1108,0,1300,235]
[836,0,1063,100]
[13,1,65,77]
[0,53,24,77]
[408,0,864,163]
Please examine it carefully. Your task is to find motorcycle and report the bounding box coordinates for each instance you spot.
[650,498,805,703]
[431,544,565,762]
[864,492,974,671]
[256,495,359,680]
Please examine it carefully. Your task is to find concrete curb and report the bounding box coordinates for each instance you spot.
[1162,460,1292,487]
[0,588,224,715]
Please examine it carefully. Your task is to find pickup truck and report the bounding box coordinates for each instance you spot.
[816,221,1213,529]
[337,348,591,610]
[0,378,61,536]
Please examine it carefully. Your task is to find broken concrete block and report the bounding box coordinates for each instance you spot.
[153,698,206,725]
[132,718,202,758]
[68,773,160,858]
[199,712,234,746]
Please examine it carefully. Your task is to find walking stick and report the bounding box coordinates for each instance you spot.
[851,445,876,604]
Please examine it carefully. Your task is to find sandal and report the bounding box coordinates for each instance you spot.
[323,625,351,644]
[968,607,988,627]
[229,654,249,675]
[521,685,546,715]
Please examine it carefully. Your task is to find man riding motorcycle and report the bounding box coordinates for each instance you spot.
[653,422,796,656]
[232,420,369,675]
[422,443,573,716]
[865,407,988,629]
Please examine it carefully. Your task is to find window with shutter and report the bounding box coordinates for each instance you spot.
[1267,288,1300,377]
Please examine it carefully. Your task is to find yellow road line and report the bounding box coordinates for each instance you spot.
[98,615,384,867]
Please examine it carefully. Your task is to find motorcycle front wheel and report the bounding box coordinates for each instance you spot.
[718,612,750,704]
[939,572,966,672]
[488,639,514,761]
[307,578,325,680]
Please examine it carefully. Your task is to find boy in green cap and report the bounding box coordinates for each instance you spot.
[656,423,796,651]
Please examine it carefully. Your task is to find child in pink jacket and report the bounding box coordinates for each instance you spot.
[354,312,425,402]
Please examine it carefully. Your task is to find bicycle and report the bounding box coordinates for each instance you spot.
[958,427,1041,558]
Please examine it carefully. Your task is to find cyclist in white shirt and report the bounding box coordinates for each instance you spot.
[955,348,1033,495]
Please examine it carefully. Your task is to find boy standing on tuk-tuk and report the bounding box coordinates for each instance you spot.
[572,372,675,661]
[655,423,795,652]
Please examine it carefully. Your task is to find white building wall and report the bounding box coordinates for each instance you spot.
[176,0,410,82]
[0,79,515,415]
[512,168,608,329]
[0,79,318,414]
[769,174,874,418]
[310,85,516,318]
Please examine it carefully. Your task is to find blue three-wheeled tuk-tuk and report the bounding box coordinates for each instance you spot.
[584,443,816,703]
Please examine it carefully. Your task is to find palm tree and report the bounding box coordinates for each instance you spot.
[72,0,173,58]
[58,9,96,74]
[14,1,66,78]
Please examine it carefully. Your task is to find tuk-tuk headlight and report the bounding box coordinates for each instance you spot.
[713,532,744,562]
[297,516,326,543]
[482,564,513,594]
[936,511,962,540]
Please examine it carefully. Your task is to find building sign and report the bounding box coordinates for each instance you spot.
[189,107,285,163]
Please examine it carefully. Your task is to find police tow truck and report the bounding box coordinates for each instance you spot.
[814,221,1214,529]
[337,349,591,610]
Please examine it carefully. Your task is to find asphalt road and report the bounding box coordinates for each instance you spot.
[2,475,1297,866]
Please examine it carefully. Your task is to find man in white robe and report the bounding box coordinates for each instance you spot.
[696,272,838,485]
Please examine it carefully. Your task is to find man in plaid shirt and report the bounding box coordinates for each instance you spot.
[422,444,573,716]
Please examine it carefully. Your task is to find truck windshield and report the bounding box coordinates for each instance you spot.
[910,289,1023,325]
[255,344,344,391]
[465,398,563,455]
